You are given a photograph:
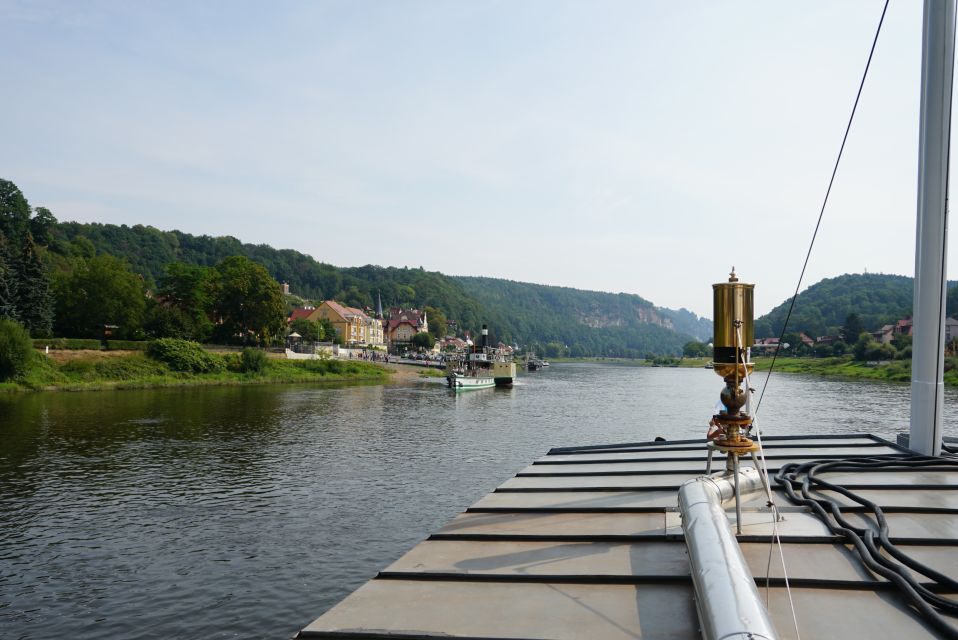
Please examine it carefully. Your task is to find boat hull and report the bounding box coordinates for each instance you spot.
[492,361,516,387]
[446,373,495,391]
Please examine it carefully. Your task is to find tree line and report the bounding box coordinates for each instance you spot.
[43,211,706,356]
[755,272,958,340]
[0,179,287,345]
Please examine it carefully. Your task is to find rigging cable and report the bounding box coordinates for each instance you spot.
[754,0,890,416]
[738,326,802,640]
[726,0,893,606]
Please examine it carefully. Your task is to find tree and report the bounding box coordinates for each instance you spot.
[781,332,806,356]
[53,254,147,339]
[949,284,958,319]
[158,263,212,311]
[892,333,913,352]
[831,339,847,356]
[0,237,18,322]
[29,207,57,247]
[683,340,710,358]
[0,317,32,380]
[148,262,214,340]
[290,318,321,342]
[841,313,866,343]
[144,300,212,341]
[544,341,568,358]
[0,179,31,242]
[317,317,336,342]
[15,234,53,337]
[210,256,285,345]
[852,333,876,361]
[425,306,448,340]
[335,285,370,310]
[411,331,435,350]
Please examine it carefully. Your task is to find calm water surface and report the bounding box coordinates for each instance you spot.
[2,363,956,639]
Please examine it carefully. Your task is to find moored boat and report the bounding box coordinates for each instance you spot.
[445,371,495,390]
[526,352,544,371]
[446,324,516,391]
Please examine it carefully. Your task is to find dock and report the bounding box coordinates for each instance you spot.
[296,434,958,639]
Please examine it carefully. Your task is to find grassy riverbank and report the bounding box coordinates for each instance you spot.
[749,356,939,384]
[550,355,958,385]
[0,350,392,392]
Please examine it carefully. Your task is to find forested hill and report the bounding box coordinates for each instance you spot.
[454,276,711,356]
[755,273,958,338]
[48,221,709,356]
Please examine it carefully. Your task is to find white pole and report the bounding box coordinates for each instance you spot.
[911,0,955,457]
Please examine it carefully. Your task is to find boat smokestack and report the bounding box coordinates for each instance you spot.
[480,325,488,349]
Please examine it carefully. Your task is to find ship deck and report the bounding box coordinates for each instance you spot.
[296,434,958,639]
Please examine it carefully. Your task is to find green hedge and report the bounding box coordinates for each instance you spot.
[104,340,148,351]
[34,338,101,350]
[32,338,149,351]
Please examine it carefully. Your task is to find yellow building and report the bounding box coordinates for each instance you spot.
[309,301,384,347]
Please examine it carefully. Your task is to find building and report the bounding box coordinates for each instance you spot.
[895,317,914,336]
[439,337,468,352]
[946,317,958,342]
[288,306,315,324]
[308,301,384,347]
[752,337,779,355]
[874,325,896,344]
[385,307,428,345]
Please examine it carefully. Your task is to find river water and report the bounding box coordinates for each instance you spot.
[2,363,957,639]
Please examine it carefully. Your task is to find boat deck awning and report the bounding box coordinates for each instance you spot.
[296,434,958,639]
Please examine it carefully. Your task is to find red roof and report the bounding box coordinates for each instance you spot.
[387,318,419,331]
[288,307,315,323]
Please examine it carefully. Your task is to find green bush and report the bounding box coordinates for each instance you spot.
[0,318,34,380]
[240,348,268,374]
[146,338,225,373]
[33,338,102,350]
[864,341,897,362]
[104,340,149,351]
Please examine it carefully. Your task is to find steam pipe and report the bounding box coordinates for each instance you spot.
[678,469,778,640]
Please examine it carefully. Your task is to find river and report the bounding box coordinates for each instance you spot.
[2,363,956,639]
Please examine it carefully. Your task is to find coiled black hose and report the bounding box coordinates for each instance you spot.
[775,455,958,639]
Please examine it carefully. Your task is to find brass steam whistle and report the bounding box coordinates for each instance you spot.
[711,268,756,452]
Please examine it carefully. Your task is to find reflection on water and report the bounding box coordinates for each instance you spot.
[0,365,954,639]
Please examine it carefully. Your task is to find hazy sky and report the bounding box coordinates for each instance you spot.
[0,1,947,317]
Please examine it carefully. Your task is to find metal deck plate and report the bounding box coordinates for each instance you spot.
[297,434,958,639]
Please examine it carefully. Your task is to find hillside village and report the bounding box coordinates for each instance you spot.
[285,293,511,360]
[748,315,958,361]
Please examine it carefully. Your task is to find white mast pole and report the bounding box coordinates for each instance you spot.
[911,0,955,457]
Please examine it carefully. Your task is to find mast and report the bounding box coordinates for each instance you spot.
[910,0,955,456]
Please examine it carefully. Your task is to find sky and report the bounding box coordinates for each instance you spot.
[0,1,946,318]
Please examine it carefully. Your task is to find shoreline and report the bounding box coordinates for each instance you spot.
[12,351,952,392]
[550,355,958,385]
[2,350,406,394]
